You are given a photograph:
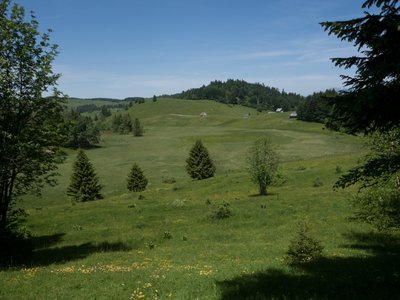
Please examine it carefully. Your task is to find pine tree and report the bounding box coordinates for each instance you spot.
[127,163,148,192]
[133,118,144,137]
[186,140,216,180]
[67,150,103,202]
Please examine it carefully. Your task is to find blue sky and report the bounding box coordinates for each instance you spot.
[17,0,366,98]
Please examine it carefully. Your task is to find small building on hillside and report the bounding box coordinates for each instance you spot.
[289,111,298,118]
[200,112,208,118]
[276,108,284,113]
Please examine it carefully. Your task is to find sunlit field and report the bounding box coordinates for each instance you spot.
[2,99,399,299]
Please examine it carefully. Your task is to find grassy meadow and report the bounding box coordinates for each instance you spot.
[1,99,399,299]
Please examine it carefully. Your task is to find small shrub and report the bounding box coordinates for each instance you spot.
[162,177,176,184]
[163,231,173,240]
[272,172,287,187]
[182,235,188,241]
[148,241,155,249]
[209,201,232,219]
[287,222,323,264]
[313,178,324,187]
[171,199,186,207]
[335,165,343,174]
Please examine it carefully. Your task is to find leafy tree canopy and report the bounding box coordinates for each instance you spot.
[246,138,279,195]
[63,110,100,149]
[0,0,65,230]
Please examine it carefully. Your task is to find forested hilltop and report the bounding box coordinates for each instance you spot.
[170,79,304,111]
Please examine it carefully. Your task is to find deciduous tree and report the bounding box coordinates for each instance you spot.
[246,138,279,195]
[0,1,65,230]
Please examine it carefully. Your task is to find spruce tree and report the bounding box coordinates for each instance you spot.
[127,163,148,192]
[186,140,216,180]
[133,118,144,137]
[67,150,103,202]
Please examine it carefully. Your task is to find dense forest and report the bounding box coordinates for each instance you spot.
[170,79,304,111]
[296,89,337,124]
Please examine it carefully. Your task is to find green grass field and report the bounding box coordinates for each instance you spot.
[1,99,399,299]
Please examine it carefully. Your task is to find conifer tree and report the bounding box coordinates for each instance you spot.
[67,150,102,202]
[186,140,216,180]
[133,118,144,137]
[127,163,148,192]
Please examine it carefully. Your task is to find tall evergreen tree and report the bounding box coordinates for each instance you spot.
[127,163,148,192]
[186,140,216,180]
[67,150,102,202]
[321,0,400,134]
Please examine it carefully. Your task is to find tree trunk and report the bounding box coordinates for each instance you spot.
[259,183,267,195]
[0,201,8,231]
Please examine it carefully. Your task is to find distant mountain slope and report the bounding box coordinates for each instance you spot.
[169,79,304,111]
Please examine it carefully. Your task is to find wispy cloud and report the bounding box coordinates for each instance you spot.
[55,65,213,98]
[229,50,292,60]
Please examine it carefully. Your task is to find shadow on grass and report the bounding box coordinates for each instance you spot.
[249,192,279,198]
[29,240,132,267]
[217,232,400,300]
[1,232,132,269]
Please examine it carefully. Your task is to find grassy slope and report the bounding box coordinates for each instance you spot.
[3,99,398,299]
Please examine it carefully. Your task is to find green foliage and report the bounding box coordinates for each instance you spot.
[173,79,304,111]
[67,150,103,202]
[99,106,112,118]
[127,163,148,192]
[163,231,173,239]
[0,1,65,230]
[0,100,385,298]
[351,186,400,230]
[186,140,216,180]
[246,138,279,195]
[321,0,400,133]
[112,113,132,134]
[313,178,324,187]
[152,95,157,102]
[297,89,337,124]
[209,201,233,219]
[63,110,100,149]
[336,127,400,190]
[287,222,324,264]
[133,118,144,137]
